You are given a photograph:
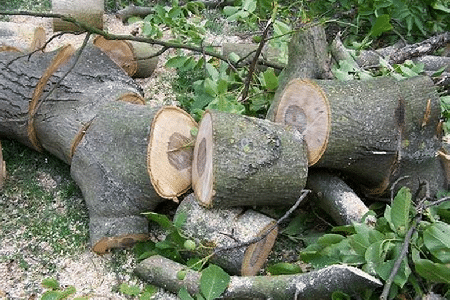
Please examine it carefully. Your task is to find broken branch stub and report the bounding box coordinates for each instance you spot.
[134,255,383,299]
[175,193,277,276]
[268,76,444,195]
[192,109,308,208]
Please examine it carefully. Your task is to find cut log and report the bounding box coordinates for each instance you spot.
[93,36,160,78]
[0,22,45,52]
[175,193,277,276]
[267,76,443,195]
[0,140,6,189]
[191,109,308,208]
[52,0,104,32]
[135,255,383,299]
[306,170,369,225]
[0,44,143,164]
[71,101,165,253]
[266,24,332,122]
[222,43,284,71]
[148,107,197,200]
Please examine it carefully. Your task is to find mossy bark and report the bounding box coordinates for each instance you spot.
[192,110,308,208]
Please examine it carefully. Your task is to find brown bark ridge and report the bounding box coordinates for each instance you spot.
[71,101,165,253]
[134,254,383,300]
[175,193,277,276]
[191,109,308,208]
[0,44,144,164]
[266,24,332,121]
[52,0,104,32]
[268,75,444,195]
[306,170,369,225]
[93,36,160,78]
[148,106,197,201]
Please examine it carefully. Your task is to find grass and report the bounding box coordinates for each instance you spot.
[0,139,89,261]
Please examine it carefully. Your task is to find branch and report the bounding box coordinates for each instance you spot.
[213,190,310,255]
[0,10,283,71]
[240,20,273,103]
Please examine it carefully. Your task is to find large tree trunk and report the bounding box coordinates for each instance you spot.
[0,45,198,253]
[267,75,444,195]
[175,194,277,276]
[191,109,308,208]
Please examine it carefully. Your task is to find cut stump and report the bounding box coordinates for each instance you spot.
[71,101,165,253]
[192,110,308,208]
[148,106,197,201]
[268,76,443,194]
[175,193,277,276]
[93,36,160,78]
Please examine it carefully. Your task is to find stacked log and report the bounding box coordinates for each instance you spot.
[52,0,104,32]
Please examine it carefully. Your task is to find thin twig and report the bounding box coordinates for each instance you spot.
[213,190,310,255]
[425,196,450,208]
[240,20,273,103]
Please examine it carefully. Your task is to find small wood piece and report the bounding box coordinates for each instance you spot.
[70,101,164,253]
[0,140,6,189]
[29,26,46,52]
[175,193,277,276]
[192,110,308,208]
[268,76,442,194]
[52,0,104,32]
[306,170,369,225]
[135,255,383,299]
[148,107,197,201]
[93,36,159,78]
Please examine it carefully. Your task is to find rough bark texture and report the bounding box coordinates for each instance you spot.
[71,101,164,253]
[135,255,383,300]
[0,45,143,164]
[267,24,332,121]
[52,0,104,32]
[175,194,277,276]
[192,109,308,208]
[268,75,443,195]
[306,170,369,225]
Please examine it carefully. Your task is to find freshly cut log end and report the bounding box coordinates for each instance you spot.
[274,78,331,166]
[192,110,308,208]
[93,36,159,78]
[176,194,278,276]
[148,106,197,200]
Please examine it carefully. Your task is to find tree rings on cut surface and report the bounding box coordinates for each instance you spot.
[176,194,278,276]
[273,78,330,165]
[192,110,308,208]
[148,106,198,201]
[93,36,159,78]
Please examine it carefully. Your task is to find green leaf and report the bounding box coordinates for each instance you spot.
[200,265,230,300]
[331,291,351,300]
[391,187,412,236]
[216,78,228,95]
[267,262,302,275]
[205,63,219,81]
[433,2,450,13]
[173,211,187,229]
[178,287,195,300]
[41,291,63,300]
[144,212,174,230]
[423,221,450,263]
[223,6,240,17]
[370,14,393,37]
[263,68,278,91]
[166,56,189,69]
[42,278,60,290]
[204,78,218,97]
[119,283,141,296]
[415,259,450,283]
[140,285,158,300]
[376,256,411,288]
[127,16,143,24]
